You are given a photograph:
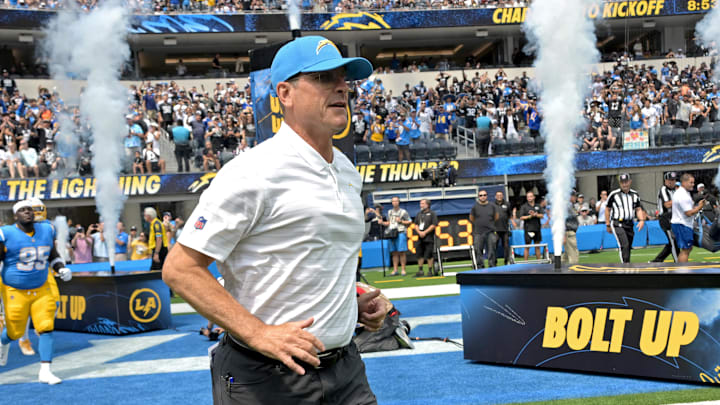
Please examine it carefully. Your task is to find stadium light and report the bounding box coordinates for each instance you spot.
[475,29,488,38]
[255,35,268,44]
[380,32,392,41]
[642,20,656,28]
[163,37,177,46]
[18,34,33,43]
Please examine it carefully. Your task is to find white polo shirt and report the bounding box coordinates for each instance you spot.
[671,186,694,228]
[179,121,364,349]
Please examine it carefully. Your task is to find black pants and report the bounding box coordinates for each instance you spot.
[151,246,168,270]
[652,218,677,263]
[611,221,634,263]
[496,231,510,264]
[474,231,497,268]
[175,144,192,172]
[211,336,376,405]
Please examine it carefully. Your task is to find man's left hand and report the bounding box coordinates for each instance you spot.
[358,289,386,332]
[636,220,645,231]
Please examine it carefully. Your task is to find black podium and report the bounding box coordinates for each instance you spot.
[457,262,720,385]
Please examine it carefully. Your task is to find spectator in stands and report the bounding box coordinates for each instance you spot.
[434,104,452,140]
[1,70,17,95]
[596,119,616,150]
[395,119,411,161]
[143,141,166,174]
[133,150,145,174]
[642,99,659,147]
[418,101,434,140]
[38,139,61,177]
[581,125,600,151]
[499,107,519,140]
[369,115,384,144]
[202,140,221,171]
[3,141,20,178]
[233,136,249,155]
[676,94,691,129]
[690,97,708,128]
[240,107,256,147]
[130,232,151,260]
[577,204,596,226]
[115,222,129,262]
[171,120,192,172]
[125,114,144,159]
[90,222,109,263]
[18,139,39,178]
[352,110,368,144]
[71,225,93,264]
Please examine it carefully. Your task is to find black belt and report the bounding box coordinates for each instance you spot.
[224,333,349,369]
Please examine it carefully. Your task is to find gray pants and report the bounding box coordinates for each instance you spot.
[211,336,377,405]
[474,231,497,268]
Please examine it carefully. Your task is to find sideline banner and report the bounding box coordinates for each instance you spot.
[54,272,171,335]
[459,271,720,384]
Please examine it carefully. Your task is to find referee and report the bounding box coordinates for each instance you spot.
[651,171,678,263]
[605,173,647,263]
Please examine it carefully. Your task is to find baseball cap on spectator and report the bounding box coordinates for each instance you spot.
[577,194,584,199]
[580,203,590,212]
[270,36,373,96]
[664,171,677,180]
[163,211,172,218]
[619,173,631,182]
[130,226,137,231]
[698,183,705,189]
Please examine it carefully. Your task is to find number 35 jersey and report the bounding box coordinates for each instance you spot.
[0,222,55,290]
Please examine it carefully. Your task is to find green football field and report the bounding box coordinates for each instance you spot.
[358,245,720,289]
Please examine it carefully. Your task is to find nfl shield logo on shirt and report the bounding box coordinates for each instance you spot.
[194,216,207,230]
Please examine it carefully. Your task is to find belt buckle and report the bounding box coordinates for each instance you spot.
[316,348,343,369]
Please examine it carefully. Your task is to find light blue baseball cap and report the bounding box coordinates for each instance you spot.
[271,36,373,96]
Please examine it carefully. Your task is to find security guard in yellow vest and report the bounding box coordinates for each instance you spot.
[144,207,169,270]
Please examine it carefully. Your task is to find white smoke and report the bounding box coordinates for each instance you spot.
[696,6,720,188]
[42,0,131,266]
[53,216,71,263]
[288,0,301,31]
[523,0,599,257]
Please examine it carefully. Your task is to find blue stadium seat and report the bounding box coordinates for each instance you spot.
[437,139,457,159]
[369,142,385,162]
[713,125,720,143]
[700,126,714,144]
[384,143,399,162]
[492,138,506,155]
[670,128,686,146]
[220,151,235,166]
[355,144,370,163]
[520,137,535,154]
[658,126,673,146]
[410,140,428,161]
[427,141,443,160]
[686,127,700,145]
[505,138,519,155]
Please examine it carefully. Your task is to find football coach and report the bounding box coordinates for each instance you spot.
[163,36,385,404]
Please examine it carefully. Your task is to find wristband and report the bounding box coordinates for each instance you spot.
[50,257,66,268]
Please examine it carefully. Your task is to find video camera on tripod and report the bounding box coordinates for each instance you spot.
[421,161,456,187]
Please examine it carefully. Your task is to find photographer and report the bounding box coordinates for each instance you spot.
[694,183,718,222]
[672,173,705,262]
[90,222,109,263]
[364,204,385,241]
[71,225,93,264]
[381,196,411,276]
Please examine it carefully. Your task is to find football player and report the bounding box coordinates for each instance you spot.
[0,200,72,384]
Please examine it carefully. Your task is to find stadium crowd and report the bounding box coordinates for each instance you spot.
[0,54,717,179]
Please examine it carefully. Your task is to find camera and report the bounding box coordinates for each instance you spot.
[421,161,456,187]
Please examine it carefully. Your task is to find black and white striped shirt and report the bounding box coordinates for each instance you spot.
[657,185,675,217]
[608,188,643,221]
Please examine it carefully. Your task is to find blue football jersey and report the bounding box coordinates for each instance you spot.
[0,222,55,289]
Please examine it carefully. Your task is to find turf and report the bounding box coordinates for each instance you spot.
[518,387,720,404]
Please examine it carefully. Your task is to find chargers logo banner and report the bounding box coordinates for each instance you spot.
[459,281,720,384]
[0,1,710,34]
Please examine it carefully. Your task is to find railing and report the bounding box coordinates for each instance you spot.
[372,185,479,204]
[454,126,479,159]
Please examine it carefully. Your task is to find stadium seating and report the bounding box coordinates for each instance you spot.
[700,125,714,144]
[658,126,673,147]
[369,142,386,162]
[520,137,536,154]
[384,143,399,162]
[427,141,443,160]
[534,136,545,154]
[492,138,506,155]
[437,139,457,159]
[410,140,428,160]
[670,128,686,146]
[686,127,700,145]
[505,138,519,155]
[355,144,370,163]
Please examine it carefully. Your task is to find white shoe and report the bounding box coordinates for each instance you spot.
[38,368,62,385]
[0,342,9,366]
[19,338,35,356]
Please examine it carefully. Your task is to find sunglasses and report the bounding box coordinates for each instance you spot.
[478,194,487,197]
[290,70,347,86]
